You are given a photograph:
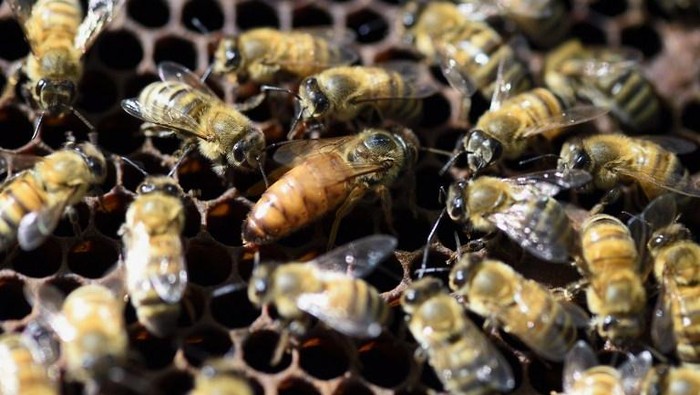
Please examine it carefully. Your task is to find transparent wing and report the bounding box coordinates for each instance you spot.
[75,0,125,53]
[436,48,478,98]
[121,98,211,141]
[613,166,700,198]
[21,320,61,365]
[559,47,643,78]
[17,199,69,251]
[620,351,653,395]
[350,60,439,100]
[296,27,357,45]
[150,255,187,304]
[308,234,397,278]
[561,301,591,328]
[497,0,556,18]
[640,135,697,155]
[639,193,678,231]
[31,284,77,342]
[488,198,572,263]
[158,61,218,97]
[489,56,517,111]
[272,136,357,165]
[7,0,39,52]
[508,169,592,194]
[0,152,42,175]
[519,105,610,137]
[651,285,676,354]
[627,215,652,276]
[297,291,384,338]
[563,341,599,393]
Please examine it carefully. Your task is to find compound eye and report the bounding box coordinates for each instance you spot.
[602,316,618,331]
[254,278,268,296]
[232,143,247,165]
[164,184,179,196]
[451,268,468,288]
[365,133,393,149]
[225,47,240,69]
[572,150,590,169]
[649,234,666,249]
[36,79,48,96]
[403,288,420,305]
[87,157,104,178]
[139,183,155,194]
[448,194,465,218]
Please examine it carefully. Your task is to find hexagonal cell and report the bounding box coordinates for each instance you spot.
[182,0,224,33]
[0,106,33,149]
[347,8,389,44]
[66,237,119,279]
[52,201,90,238]
[0,18,30,61]
[94,192,133,239]
[621,24,662,58]
[236,1,280,30]
[76,70,119,114]
[358,337,412,388]
[364,252,403,293]
[177,286,206,328]
[210,284,260,329]
[152,370,194,395]
[182,325,234,367]
[10,238,62,278]
[126,0,170,29]
[570,21,607,45]
[96,29,143,70]
[392,209,432,252]
[529,358,564,394]
[176,154,226,201]
[40,116,93,150]
[589,0,628,17]
[298,332,351,380]
[153,36,198,72]
[0,276,31,320]
[374,48,423,63]
[96,111,146,156]
[292,5,332,28]
[44,275,85,296]
[129,327,178,369]
[419,94,452,128]
[185,240,233,286]
[206,198,249,246]
[277,377,321,395]
[333,380,374,395]
[242,330,293,373]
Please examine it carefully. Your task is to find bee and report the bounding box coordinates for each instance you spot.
[401,277,515,395]
[400,1,531,100]
[486,0,571,48]
[190,359,253,395]
[118,176,186,337]
[248,235,395,346]
[563,341,652,395]
[0,141,106,252]
[557,134,700,201]
[0,326,59,395]
[444,86,607,174]
[211,27,358,85]
[639,365,700,395]
[449,255,588,361]
[34,284,128,386]
[5,0,123,136]
[242,127,418,248]
[445,169,592,263]
[293,62,437,136]
[121,62,266,176]
[577,213,647,343]
[545,39,661,132]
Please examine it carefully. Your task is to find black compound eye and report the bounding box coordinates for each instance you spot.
[225,47,240,69]
[232,143,247,164]
[483,138,502,162]
[451,268,468,288]
[448,195,465,218]
[365,133,393,149]
[254,278,268,296]
[139,183,155,194]
[404,288,420,304]
[36,79,48,96]
[572,150,590,169]
[163,184,179,196]
[602,316,617,331]
[649,234,666,249]
[87,157,104,178]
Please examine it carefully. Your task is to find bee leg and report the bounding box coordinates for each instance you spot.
[66,206,82,237]
[591,187,621,214]
[327,188,366,250]
[0,62,23,106]
[377,186,398,236]
[271,329,291,367]
[235,93,267,112]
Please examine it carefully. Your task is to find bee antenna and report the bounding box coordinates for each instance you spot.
[438,149,466,176]
[168,145,195,178]
[200,64,214,84]
[31,112,45,140]
[438,185,447,204]
[417,208,446,278]
[454,231,462,256]
[256,153,269,188]
[420,147,454,157]
[260,85,302,102]
[518,153,560,167]
[211,282,248,298]
[288,106,306,140]
[120,156,149,177]
[191,18,210,35]
[71,108,95,133]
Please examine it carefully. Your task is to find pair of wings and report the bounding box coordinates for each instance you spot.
[255,27,359,70]
[294,235,397,338]
[8,0,124,56]
[563,341,652,395]
[345,61,439,105]
[483,169,592,263]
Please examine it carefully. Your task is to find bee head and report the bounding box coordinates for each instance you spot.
[138,176,183,197]
[446,179,469,222]
[248,263,275,306]
[465,129,502,172]
[648,223,691,252]
[448,254,480,295]
[597,315,644,341]
[230,130,265,169]
[37,78,76,114]
[560,142,592,172]
[401,277,443,312]
[214,38,242,76]
[73,142,107,184]
[300,77,330,119]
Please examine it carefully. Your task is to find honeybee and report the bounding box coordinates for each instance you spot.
[482,0,571,48]
[449,255,588,361]
[248,235,395,341]
[0,141,106,252]
[211,27,358,85]
[401,277,515,395]
[577,213,647,343]
[119,176,186,337]
[293,62,437,136]
[639,365,700,395]
[444,86,607,174]
[121,62,266,176]
[242,127,418,248]
[562,341,652,395]
[400,1,531,100]
[0,326,59,395]
[545,39,661,132]
[34,284,128,386]
[557,134,700,201]
[445,169,592,263]
[5,0,123,136]
[190,359,253,395]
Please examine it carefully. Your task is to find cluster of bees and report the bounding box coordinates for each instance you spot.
[0,0,699,394]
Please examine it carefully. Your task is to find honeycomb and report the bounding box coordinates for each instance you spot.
[0,0,698,394]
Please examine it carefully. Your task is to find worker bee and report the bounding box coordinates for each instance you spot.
[248,235,395,344]
[639,364,700,395]
[0,141,106,252]
[211,27,358,85]
[121,62,266,176]
[190,359,253,395]
[449,255,588,361]
[445,169,592,263]
[545,39,661,132]
[119,176,186,337]
[577,213,647,343]
[242,127,418,248]
[401,277,515,395]
[5,0,123,137]
[34,284,128,386]
[563,341,652,395]
[443,86,607,174]
[400,1,531,100]
[557,134,700,201]
[0,325,60,395]
[292,62,437,136]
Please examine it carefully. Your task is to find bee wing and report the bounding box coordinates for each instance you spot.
[21,321,62,365]
[563,341,599,393]
[308,234,397,278]
[75,0,125,53]
[619,351,653,395]
[17,198,69,251]
[436,48,478,98]
[488,199,571,263]
[350,61,438,101]
[612,165,700,198]
[651,285,676,354]
[639,135,697,155]
[0,152,42,175]
[456,0,555,19]
[150,255,188,304]
[560,47,643,78]
[29,284,77,342]
[121,98,209,141]
[489,55,520,112]
[158,61,218,97]
[508,169,593,194]
[289,27,359,66]
[519,105,610,138]
[271,136,357,165]
[296,290,384,338]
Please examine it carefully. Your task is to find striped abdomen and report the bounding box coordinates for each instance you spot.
[363,68,425,123]
[30,0,82,50]
[430,339,504,395]
[0,172,47,250]
[570,367,625,395]
[282,33,336,77]
[630,140,688,199]
[581,214,638,274]
[508,0,569,48]
[323,277,388,334]
[138,81,224,132]
[242,153,353,245]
